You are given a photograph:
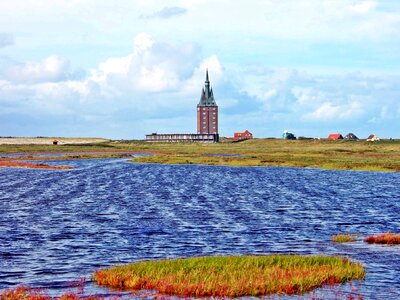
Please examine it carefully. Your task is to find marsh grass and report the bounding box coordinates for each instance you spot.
[93,255,365,297]
[129,139,400,172]
[0,161,73,170]
[1,139,399,172]
[332,234,358,243]
[364,233,400,245]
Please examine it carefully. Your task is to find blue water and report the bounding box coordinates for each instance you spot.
[1,159,400,299]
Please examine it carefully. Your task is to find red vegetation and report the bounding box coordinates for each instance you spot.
[364,233,400,245]
[0,284,117,300]
[1,286,50,300]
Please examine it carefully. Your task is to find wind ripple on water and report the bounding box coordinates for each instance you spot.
[0,159,400,298]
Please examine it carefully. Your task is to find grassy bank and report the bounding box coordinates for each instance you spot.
[0,138,399,172]
[93,255,365,297]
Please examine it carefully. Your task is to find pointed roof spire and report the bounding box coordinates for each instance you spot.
[198,69,217,106]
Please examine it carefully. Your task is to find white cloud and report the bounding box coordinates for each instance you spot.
[87,32,201,96]
[4,55,72,83]
[303,101,364,121]
[351,1,377,14]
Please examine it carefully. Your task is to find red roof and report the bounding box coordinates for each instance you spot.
[234,130,253,140]
[328,134,343,140]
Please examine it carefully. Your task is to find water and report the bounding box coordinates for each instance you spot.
[0,158,400,299]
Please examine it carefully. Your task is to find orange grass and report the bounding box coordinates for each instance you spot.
[93,255,365,297]
[0,286,105,300]
[0,286,50,300]
[332,234,357,243]
[364,233,400,245]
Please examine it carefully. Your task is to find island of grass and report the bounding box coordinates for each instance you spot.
[365,233,400,245]
[332,234,357,243]
[93,255,365,297]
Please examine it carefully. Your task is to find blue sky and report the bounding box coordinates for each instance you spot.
[0,0,399,139]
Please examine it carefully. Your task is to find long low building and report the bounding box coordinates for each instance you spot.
[146,133,219,143]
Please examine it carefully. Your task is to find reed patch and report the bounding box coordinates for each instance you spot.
[364,233,400,245]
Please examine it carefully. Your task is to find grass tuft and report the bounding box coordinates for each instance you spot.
[332,234,357,243]
[93,255,365,297]
[364,233,400,245]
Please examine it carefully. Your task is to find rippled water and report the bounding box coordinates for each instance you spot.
[1,158,400,299]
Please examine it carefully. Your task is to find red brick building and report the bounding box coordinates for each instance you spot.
[197,70,218,135]
[233,130,253,141]
[146,70,219,143]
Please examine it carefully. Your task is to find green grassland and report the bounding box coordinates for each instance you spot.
[129,138,400,172]
[0,138,399,172]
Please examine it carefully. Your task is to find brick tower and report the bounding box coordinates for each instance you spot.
[197,70,218,134]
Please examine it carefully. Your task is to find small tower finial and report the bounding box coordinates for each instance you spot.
[206,69,209,82]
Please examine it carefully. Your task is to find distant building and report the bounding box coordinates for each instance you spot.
[328,133,344,140]
[197,70,218,135]
[282,130,296,140]
[344,133,359,140]
[145,133,218,143]
[367,134,380,142]
[233,130,253,141]
[146,70,219,143]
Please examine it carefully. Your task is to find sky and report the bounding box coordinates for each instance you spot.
[0,0,400,139]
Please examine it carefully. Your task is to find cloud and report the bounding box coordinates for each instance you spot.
[140,6,187,19]
[88,32,201,96]
[4,55,81,84]
[351,1,377,14]
[303,101,364,121]
[240,67,400,137]
[0,33,13,48]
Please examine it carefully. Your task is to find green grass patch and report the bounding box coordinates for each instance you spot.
[364,233,400,245]
[332,234,357,243]
[93,255,365,297]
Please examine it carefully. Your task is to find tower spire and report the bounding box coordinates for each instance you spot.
[197,69,218,136]
[198,70,216,106]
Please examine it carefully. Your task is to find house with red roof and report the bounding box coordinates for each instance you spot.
[327,133,344,140]
[233,130,253,141]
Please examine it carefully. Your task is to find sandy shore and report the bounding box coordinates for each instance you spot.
[0,137,109,145]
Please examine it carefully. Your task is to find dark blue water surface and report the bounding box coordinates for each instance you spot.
[1,159,400,299]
